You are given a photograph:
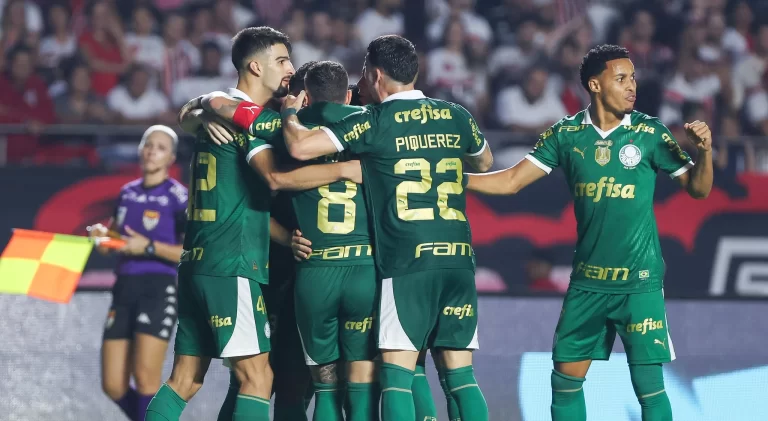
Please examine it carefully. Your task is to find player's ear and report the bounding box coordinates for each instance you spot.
[304,90,312,105]
[248,60,261,77]
[345,89,352,105]
[588,77,600,94]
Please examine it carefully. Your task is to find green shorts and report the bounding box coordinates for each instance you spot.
[552,287,674,364]
[379,268,479,352]
[294,265,378,365]
[175,269,271,359]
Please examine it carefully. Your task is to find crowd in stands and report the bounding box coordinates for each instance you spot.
[0,0,766,172]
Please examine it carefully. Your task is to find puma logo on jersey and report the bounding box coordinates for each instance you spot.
[242,105,261,115]
[654,338,666,349]
[573,147,585,159]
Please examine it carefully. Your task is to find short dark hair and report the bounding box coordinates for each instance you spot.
[289,60,318,95]
[305,61,349,104]
[349,84,363,106]
[231,26,291,74]
[579,44,630,92]
[366,35,418,84]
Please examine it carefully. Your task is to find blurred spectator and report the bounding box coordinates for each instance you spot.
[489,18,544,86]
[485,0,538,46]
[171,41,234,108]
[550,37,589,115]
[723,0,754,59]
[735,22,768,134]
[659,54,722,127]
[427,19,470,96]
[160,13,200,96]
[252,0,293,28]
[0,0,41,55]
[285,10,318,68]
[618,7,674,115]
[212,0,254,36]
[355,0,404,47]
[125,5,165,72]
[107,65,172,125]
[78,0,131,96]
[0,46,55,162]
[291,9,338,68]
[38,3,76,72]
[496,65,566,133]
[462,37,491,119]
[428,0,492,46]
[55,61,113,124]
[328,17,361,76]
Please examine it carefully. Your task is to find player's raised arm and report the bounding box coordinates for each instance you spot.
[675,121,713,199]
[280,91,345,160]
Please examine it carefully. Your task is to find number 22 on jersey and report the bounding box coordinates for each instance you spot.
[188,151,217,222]
[395,158,465,221]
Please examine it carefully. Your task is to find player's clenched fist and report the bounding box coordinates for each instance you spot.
[282,90,307,114]
[684,120,712,152]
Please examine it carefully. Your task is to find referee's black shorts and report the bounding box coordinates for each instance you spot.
[103,274,177,341]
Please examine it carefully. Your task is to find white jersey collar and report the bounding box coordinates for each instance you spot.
[381,89,426,103]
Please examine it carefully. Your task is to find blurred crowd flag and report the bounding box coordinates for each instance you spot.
[0,229,94,303]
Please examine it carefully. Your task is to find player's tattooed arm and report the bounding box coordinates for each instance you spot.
[179,109,236,143]
[465,158,548,195]
[281,91,341,160]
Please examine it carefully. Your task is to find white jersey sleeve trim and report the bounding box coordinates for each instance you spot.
[245,144,273,163]
[524,154,552,174]
[320,126,345,152]
[669,161,694,179]
[465,140,488,157]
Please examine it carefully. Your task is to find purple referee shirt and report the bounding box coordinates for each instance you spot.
[113,178,188,276]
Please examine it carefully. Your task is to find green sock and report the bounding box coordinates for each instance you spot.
[217,370,239,421]
[347,382,380,421]
[312,383,344,421]
[438,368,462,421]
[412,363,437,421]
[444,365,488,421]
[629,364,673,421]
[380,363,415,421]
[233,394,270,421]
[145,383,186,421]
[550,369,586,421]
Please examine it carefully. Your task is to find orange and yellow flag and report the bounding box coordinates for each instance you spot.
[0,229,94,303]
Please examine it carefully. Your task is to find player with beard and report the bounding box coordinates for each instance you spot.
[146,27,361,421]
[463,45,713,421]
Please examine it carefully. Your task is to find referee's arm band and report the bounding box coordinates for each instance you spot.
[232,102,264,130]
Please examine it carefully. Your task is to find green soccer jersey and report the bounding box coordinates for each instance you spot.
[322,90,488,278]
[180,91,282,284]
[527,109,693,294]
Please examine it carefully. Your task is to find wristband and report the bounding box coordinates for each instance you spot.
[232,101,264,129]
[281,108,298,119]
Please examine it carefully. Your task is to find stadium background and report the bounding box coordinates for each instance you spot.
[1,0,767,419]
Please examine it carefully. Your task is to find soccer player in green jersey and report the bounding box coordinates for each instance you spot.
[463,45,714,421]
[145,27,361,421]
[286,60,381,421]
[280,35,494,421]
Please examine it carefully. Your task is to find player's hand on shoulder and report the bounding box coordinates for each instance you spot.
[684,120,712,152]
[178,96,203,125]
[291,229,312,262]
[282,90,307,114]
[342,160,363,184]
[202,113,236,145]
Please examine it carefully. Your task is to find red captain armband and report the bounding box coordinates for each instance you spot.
[232,101,264,130]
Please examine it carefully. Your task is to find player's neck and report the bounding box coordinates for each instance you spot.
[380,83,416,102]
[143,170,168,189]
[235,78,272,106]
[588,103,625,132]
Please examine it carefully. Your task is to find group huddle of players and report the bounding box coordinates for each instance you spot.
[143,23,714,421]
